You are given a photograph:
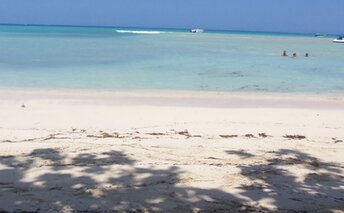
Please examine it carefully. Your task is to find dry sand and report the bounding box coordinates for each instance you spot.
[0,90,343,212]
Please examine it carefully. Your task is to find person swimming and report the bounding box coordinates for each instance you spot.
[305,53,309,57]
[292,53,297,57]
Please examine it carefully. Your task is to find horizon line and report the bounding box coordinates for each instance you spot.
[0,22,340,36]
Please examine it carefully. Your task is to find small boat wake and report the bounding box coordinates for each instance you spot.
[115,30,165,35]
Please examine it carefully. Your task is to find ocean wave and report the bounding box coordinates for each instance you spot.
[115,30,165,35]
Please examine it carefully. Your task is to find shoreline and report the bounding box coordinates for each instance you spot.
[1,88,344,109]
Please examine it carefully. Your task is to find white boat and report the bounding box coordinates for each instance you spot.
[190,29,204,33]
[333,36,344,43]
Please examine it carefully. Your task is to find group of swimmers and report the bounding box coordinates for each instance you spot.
[282,50,309,58]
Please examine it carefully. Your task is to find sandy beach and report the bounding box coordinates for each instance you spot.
[0,89,343,212]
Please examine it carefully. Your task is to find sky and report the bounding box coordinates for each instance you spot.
[0,0,343,34]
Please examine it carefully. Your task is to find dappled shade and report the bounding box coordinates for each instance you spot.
[0,148,343,212]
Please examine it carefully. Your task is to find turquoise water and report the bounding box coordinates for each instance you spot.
[0,24,343,93]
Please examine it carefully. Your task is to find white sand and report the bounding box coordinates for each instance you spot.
[0,90,343,212]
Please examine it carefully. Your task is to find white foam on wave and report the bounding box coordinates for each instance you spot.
[115,30,165,35]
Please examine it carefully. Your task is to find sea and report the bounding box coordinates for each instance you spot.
[0,24,343,94]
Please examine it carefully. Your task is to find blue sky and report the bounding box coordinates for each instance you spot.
[0,0,343,34]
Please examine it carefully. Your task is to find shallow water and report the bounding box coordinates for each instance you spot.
[0,25,343,93]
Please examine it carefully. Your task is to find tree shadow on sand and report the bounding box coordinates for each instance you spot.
[229,149,344,212]
[0,147,343,212]
[0,148,248,212]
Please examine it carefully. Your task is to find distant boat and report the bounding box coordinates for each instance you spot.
[333,36,344,43]
[190,29,204,33]
[314,33,327,37]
